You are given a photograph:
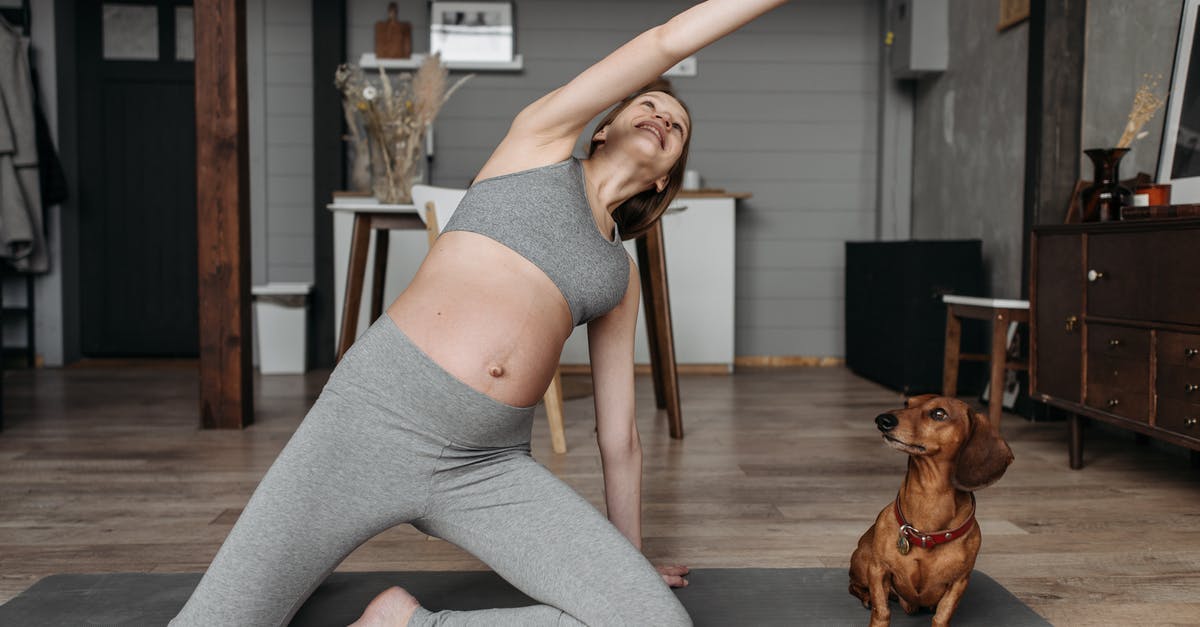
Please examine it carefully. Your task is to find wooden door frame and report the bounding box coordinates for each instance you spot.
[56,0,254,427]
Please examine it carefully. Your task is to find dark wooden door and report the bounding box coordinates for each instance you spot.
[1032,232,1083,402]
[78,1,198,357]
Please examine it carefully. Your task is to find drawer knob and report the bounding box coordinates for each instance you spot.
[1108,339,1123,348]
[1187,348,1199,359]
[1087,269,1106,282]
[1186,418,1199,428]
[1064,316,1079,332]
[1187,384,1200,393]
[1107,399,1121,408]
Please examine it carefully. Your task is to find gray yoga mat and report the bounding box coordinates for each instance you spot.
[0,568,1050,626]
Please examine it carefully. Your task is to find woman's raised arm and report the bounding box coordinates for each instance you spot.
[478,0,787,177]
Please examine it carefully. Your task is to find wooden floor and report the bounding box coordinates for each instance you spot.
[2,364,1199,625]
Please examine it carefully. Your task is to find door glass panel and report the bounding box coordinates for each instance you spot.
[175,7,195,61]
[103,4,159,60]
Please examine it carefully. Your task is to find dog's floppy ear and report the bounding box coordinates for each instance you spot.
[905,394,938,408]
[953,408,1014,491]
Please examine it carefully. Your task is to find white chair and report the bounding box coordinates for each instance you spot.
[411,184,569,454]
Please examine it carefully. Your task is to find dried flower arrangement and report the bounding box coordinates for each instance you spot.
[335,55,472,203]
[1115,73,1166,149]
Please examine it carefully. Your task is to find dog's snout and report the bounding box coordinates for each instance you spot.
[875,413,898,432]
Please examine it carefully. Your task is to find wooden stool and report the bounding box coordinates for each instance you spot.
[942,295,1030,427]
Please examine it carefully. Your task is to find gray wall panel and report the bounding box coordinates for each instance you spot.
[266,204,315,236]
[265,85,313,115]
[737,268,842,300]
[265,24,309,54]
[268,234,314,265]
[266,114,313,145]
[266,145,314,176]
[266,176,312,207]
[737,240,845,270]
[255,0,314,284]
[738,298,844,328]
[1081,0,1178,182]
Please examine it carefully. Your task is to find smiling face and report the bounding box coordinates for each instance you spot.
[591,90,691,191]
[586,84,693,240]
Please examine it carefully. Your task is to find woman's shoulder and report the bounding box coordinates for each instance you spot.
[470,156,578,188]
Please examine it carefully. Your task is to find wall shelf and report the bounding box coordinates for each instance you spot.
[358,52,524,72]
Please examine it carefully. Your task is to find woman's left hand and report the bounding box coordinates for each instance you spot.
[657,564,690,588]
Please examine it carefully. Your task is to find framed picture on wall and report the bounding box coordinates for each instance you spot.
[430,2,514,63]
[1157,0,1200,202]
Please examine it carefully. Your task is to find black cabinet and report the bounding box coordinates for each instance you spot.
[845,240,985,395]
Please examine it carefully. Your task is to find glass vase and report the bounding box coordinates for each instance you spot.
[1082,148,1132,222]
[369,132,425,205]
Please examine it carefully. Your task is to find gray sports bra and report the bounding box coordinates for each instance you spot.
[443,158,630,326]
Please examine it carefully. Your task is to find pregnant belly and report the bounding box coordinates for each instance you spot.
[386,233,573,407]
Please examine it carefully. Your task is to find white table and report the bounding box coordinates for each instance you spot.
[327,198,429,359]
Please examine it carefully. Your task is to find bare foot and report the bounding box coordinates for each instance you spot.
[349,586,421,627]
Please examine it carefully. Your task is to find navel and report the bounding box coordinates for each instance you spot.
[488,365,505,378]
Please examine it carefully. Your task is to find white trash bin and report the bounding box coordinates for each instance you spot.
[252,282,313,374]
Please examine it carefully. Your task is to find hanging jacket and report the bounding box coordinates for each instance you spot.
[0,15,48,273]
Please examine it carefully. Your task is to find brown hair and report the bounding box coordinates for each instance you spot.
[587,81,692,240]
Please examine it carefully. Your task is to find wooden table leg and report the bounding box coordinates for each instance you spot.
[636,221,682,439]
[370,229,390,320]
[1069,413,1084,469]
[988,311,1008,428]
[338,215,371,361]
[942,307,961,398]
[638,244,666,409]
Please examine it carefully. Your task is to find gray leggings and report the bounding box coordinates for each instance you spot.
[170,316,691,627]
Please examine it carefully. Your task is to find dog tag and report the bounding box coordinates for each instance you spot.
[897,532,911,555]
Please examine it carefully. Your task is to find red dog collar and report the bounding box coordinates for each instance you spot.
[893,493,976,551]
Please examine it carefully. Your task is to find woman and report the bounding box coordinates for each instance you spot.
[172,1,786,625]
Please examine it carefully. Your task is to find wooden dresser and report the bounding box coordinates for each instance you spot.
[1031,219,1200,468]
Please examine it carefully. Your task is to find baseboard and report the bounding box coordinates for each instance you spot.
[558,363,733,375]
[734,355,844,368]
[558,357,843,375]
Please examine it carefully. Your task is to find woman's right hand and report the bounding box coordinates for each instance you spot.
[657,564,690,588]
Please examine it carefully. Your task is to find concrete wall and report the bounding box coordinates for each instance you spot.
[1081,0,1180,182]
[909,0,1028,299]
[346,0,883,358]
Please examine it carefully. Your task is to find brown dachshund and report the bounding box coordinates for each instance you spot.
[849,394,1013,627]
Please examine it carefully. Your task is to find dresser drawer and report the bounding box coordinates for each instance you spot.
[1088,354,1150,391]
[1086,349,1150,421]
[1085,382,1150,421]
[1156,364,1200,403]
[1156,397,1200,439]
[1158,331,1200,368]
[1087,324,1150,361]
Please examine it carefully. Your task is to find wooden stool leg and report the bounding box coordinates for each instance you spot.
[942,307,962,397]
[988,311,1008,428]
[370,229,389,321]
[544,370,567,454]
[338,215,371,361]
[636,221,682,439]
